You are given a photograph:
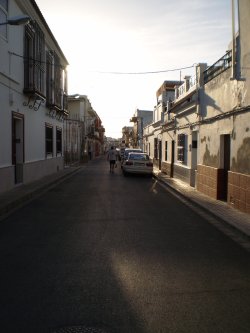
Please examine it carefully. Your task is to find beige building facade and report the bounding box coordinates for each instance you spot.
[144,1,249,214]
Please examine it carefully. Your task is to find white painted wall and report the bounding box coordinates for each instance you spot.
[0,0,68,193]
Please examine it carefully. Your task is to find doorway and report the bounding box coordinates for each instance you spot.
[12,113,24,184]
[191,131,198,186]
[158,140,162,170]
[170,140,175,177]
[220,134,231,200]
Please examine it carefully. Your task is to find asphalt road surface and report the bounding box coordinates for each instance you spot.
[0,157,249,333]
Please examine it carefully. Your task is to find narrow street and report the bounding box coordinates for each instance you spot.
[0,156,249,333]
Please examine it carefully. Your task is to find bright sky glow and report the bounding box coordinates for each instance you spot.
[36,0,232,138]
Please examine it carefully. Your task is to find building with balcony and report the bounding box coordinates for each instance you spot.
[143,81,182,169]
[66,94,105,164]
[130,109,153,150]
[0,0,68,194]
[122,126,133,147]
[196,0,250,213]
[146,0,250,214]
[160,64,206,186]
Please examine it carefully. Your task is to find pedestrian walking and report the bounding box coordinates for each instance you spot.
[107,146,117,173]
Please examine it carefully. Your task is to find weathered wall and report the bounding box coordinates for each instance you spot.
[231,113,250,174]
[239,0,250,106]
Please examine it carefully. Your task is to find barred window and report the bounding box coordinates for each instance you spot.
[45,124,53,157]
[46,51,64,110]
[54,52,62,108]
[56,127,62,155]
[24,21,45,96]
[177,134,185,162]
[46,51,53,106]
[154,138,158,159]
[165,141,168,161]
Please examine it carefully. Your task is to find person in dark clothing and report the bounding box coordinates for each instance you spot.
[107,146,117,173]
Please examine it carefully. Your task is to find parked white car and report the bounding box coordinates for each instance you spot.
[121,148,142,167]
[122,152,153,176]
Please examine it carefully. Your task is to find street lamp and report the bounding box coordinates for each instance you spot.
[0,14,30,26]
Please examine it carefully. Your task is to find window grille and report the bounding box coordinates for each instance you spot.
[45,124,53,156]
[56,127,62,155]
[46,51,53,105]
[24,21,45,96]
[154,138,158,159]
[165,141,168,161]
[177,134,185,162]
[46,51,65,111]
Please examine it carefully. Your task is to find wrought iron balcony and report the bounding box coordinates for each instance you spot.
[204,50,232,84]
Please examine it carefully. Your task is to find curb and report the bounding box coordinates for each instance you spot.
[153,172,250,241]
[0,166,82,220]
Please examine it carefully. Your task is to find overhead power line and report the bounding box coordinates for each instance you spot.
[95,65,195,75]
[8,51,195,75]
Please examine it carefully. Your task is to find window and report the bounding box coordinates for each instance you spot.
[24,21,45,96]
[192,140,197,149]
[165,141,168,161]
[46,51,53,106]
[45,124,53,157]
[46,50,65,111]
[177,134,186,163]
[56,127,62,155]
[54,52,62,108]
[154,138,158,159]
[0,0,8,39]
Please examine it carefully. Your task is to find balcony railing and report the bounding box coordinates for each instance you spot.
[176,74,197,99]
[189,74,197,88]
[204,50,232,84]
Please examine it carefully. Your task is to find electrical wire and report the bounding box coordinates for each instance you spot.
[9,51,195,74]
[95,65,195,75]
[9,51,65,69]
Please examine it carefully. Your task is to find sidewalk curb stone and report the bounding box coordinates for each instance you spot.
[153,169,250,240]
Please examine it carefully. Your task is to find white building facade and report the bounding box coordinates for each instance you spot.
[0,0,68,194]
[130,109,153,150]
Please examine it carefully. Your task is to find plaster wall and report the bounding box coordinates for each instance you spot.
[239,0,250,106]
[199,112,250,174]
[23,156,64,184]
[0,0,68,194]
[0,166,14,193]
[202,69,240,118]
[199,122,225,168]
[231,113,250,174]
[0,2,24,167]
[0,87,12,166]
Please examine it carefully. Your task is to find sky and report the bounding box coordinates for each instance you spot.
[35,0,233,138]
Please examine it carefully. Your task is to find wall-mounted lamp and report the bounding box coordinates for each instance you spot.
[0,14,30,26]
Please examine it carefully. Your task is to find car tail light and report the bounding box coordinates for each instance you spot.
[146,162,153,167]
[125,161,133,165]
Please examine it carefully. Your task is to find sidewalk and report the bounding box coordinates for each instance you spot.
[0,165,83,220]
[153,168,250,239]
[0,162,249,240]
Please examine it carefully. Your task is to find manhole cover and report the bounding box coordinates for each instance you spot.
[51,326,108,333]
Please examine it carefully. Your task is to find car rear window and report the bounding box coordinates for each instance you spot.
[129,153,149,160]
